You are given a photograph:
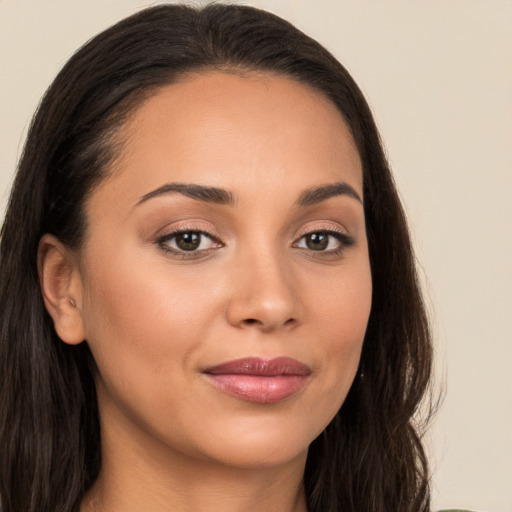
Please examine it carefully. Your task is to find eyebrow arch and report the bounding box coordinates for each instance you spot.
[135,183,236,207]
[297,182,362,206]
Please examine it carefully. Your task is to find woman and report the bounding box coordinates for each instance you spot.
[0,4,438,512]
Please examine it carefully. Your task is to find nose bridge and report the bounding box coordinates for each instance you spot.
[226,241,301,331]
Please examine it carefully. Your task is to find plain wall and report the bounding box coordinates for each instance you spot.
[1,1,511,511]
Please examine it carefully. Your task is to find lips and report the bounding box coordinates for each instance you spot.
[202,357,311,404]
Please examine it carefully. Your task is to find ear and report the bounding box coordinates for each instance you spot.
[38,234,86,345]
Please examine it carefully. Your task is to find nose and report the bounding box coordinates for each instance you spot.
[225,249,302,333]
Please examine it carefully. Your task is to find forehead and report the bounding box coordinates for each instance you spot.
[94,71,363,210]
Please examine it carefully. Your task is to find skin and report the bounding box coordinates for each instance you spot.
[39,71,372,512]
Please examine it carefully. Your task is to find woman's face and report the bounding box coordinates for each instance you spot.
[75,71,372,469]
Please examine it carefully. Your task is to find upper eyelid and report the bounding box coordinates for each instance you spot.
[153,219,352,242]
[294,230,353,245]
[157,228,222,245]
[158,226,216,237]
[155,221,222,239]
[293,222,349,239]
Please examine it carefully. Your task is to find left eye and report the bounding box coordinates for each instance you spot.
[159,231,220,252]
[295,231,347,252]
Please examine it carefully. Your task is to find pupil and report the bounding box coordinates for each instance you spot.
[307,232,328,250]
[176,232,201,251]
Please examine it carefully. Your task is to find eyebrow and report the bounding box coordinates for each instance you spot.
[135,183,236,207]
[297,182,362,206]
[135,180,362,209]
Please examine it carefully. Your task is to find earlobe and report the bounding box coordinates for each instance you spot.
[38,234,86,345]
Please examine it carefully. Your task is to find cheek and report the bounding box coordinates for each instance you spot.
[79,248,219,387]
[305,257,372,410]
[309,254,372,342]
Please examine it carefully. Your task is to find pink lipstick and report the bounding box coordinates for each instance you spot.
[202,357,311,404]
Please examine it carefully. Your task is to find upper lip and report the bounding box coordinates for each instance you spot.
[203,357,312,376]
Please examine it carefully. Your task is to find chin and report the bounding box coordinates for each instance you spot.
[184,413,324,470]
[204,439,309,470]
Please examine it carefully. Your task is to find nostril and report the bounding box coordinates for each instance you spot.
[240,317,297,329]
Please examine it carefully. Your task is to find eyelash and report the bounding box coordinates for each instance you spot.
[156,227,355,259]
[293,229,355,256]
[156,228,222,259]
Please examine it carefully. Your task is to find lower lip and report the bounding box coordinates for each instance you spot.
[203,374,309,404]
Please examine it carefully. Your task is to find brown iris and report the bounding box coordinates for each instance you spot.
[175,232,202,251]
[304,232,329,250]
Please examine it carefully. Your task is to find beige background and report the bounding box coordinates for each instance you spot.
[1,1,511,510]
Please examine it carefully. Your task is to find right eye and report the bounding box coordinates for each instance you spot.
[157,230,222,255]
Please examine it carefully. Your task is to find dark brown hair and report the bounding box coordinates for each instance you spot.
[0,4,434,512]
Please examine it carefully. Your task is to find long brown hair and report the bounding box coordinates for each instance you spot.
[0,4,434,511]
